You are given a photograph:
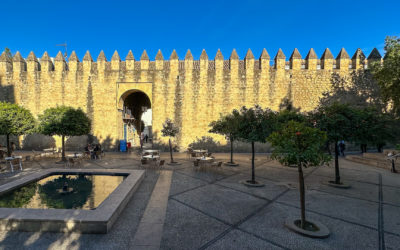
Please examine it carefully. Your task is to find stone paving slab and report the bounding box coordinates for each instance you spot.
[382,186,400,207]
[176,166,236,183]
[381,173,400,189]
[263,160,316,174]
[160,199,229,250]
[132,171,172,249]
[312,163,380,185]
[276,189,379,229]
[385,233,400,250]
[173,184,267,225]
[255,166,302,184]
[169,171,208,196]
[383,204,400,235]
[205,229,284,250]
[306,174,379,202]
[239,203,379,250]
[215,173,288,200]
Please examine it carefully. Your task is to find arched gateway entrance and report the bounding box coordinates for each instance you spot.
[118,90,152,147]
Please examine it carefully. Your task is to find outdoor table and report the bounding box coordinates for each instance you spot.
[4,156,23,172]
[67,153,83,158]
[193,149,208,157]
[196,157,213,167]
[143,149,159,155]
[142,155,160,165]
[143,155,160,160]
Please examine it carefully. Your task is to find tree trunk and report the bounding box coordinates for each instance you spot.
[6,134,11,157]
[251,141,255,183]
[335,141,341,184]
[61,135,66,162]
[230,138,234,164]
[298,164,306,229]
[169,138,174,163]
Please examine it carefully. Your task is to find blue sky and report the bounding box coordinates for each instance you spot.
[1,0,398,61]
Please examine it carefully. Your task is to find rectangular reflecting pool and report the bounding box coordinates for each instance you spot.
[0,169,144,233]
[0,174,126,210]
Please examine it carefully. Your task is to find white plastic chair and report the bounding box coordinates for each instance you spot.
[5,156,23,172]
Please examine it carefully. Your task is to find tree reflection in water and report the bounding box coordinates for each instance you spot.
[39,175,93,209]
[0,182,37,208]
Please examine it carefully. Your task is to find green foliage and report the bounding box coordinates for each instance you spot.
[161,118,179,137]
[236,106,276,143]
[209,110,241,141]
[0,102,36,136]
[371,36,400,116]
[274,110,306,131]
[0,182,37,208]
[268,121,331,167]
[38,106,91,137]
[310,102,356,143]
[38,175,93,209]
[352,107,399,147]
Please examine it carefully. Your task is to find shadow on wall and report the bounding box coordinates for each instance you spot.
[97,136,119,151]
[65,136,89,151]
[0,135,19,149]
[150,131,180,152]
[189,136,272,153]
[66,135,119,152]
[0,80,15,103]
[22,134,56,150]
[152,142,180,153]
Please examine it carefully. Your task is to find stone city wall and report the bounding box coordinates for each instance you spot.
[0,47,382,150]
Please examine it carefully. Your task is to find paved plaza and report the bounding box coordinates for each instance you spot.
[0,152,398,249]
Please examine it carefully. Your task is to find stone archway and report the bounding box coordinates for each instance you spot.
[118,89,152,146]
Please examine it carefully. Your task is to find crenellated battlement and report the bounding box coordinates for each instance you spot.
[0,48,383,76]
[0,47,383,150]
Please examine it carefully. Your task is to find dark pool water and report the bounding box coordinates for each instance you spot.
[0,174,126,210]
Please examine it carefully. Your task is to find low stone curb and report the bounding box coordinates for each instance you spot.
[167,162,182,166]
[224,162,239,167]
[285,218,330,238]
[239,180,265,187]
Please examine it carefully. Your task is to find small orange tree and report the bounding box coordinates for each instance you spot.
[236,106,276,185]
[268,121,330,230]
[38,106,91,162]
[209,110,241,165]
[161,118,179,164]
[0,102,36,156]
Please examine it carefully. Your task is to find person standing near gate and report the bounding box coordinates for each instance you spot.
[144,134,149,143]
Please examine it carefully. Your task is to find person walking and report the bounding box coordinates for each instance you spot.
[145,134,149,143]
[339,141,346,157]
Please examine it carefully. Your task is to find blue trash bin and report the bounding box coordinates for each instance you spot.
[119,140,127,152]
